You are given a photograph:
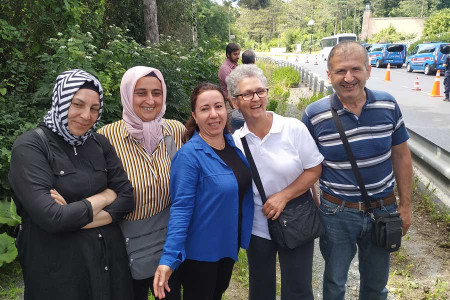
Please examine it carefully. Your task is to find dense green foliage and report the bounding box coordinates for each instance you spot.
[368,25,415,43]
[297,92,327,112]
[256,60,300,115]
[0,1,226,202]
[236,0,450,52]
[424,9,450,37]
[408,32,450,53]
[0,201,20,267]
[272,67,301,88]
[0,1,226,271]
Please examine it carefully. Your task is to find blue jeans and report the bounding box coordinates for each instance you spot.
[319,197,397,300]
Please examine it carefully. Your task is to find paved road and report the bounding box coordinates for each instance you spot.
[269,53,450,152]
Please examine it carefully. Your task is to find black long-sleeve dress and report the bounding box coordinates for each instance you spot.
[8,124,134,300]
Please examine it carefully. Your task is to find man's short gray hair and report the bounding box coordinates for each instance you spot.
[226,64,267,98]
[327,40,369,70]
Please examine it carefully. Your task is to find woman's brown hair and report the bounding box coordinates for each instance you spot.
[182,82,231,143]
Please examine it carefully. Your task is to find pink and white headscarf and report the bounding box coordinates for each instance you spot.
[121,66,167,153]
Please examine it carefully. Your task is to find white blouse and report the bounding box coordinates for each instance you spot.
[233,112,324,240]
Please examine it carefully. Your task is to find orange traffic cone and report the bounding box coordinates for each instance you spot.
[430,70,443,97]
[384,63,391,81]
[411,76,421,91]
[314,55,318,65]
[306,54,309,63]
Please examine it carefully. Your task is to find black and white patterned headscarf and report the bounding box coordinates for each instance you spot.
[43,69,104,146]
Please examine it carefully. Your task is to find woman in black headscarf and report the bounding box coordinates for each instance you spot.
[8,69,134,300]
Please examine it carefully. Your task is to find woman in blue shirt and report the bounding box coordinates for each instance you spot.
[153,83,254,300]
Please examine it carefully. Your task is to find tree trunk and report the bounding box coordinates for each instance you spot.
[143,0,159,43]
[420,0,425,18]
[192,0,198,47]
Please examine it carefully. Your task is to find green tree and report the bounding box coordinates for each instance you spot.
[389,0,442,17]
[424,8,450,36]
[239,0,271,9]
[371,0,400,17]
[368,24,414,43]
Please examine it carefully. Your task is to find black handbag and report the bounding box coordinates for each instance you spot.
[330,105,402,253]
[241,137,324,249]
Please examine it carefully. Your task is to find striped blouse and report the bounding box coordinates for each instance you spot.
[98,119,185,221]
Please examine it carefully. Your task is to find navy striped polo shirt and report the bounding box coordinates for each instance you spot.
[301,88,409,202]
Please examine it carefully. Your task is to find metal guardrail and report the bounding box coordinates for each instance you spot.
[256,56,333,95]
[407,129,450,192]
[256,55,450,198]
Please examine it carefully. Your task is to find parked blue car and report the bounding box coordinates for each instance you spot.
[406,42,450,75]
[368,43,407,68]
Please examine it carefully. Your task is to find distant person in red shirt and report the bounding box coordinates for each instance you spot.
[218,43,241,100]
[218,43,244,132]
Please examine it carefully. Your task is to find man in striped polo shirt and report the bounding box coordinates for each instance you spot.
[302,41,412,300]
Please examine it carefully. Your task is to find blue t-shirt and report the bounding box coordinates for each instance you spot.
[301,88,409,202]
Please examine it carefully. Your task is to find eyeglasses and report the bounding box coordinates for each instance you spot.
[234,88,269,101]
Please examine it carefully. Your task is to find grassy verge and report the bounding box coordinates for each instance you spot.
[296,92,325,112]
[256,61,300,116]
[387,176,450,299]
[0,260,23,300]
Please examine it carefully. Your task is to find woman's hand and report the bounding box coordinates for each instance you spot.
[50,189,67,205]
[262,192,287,220]
[153,265,173,299]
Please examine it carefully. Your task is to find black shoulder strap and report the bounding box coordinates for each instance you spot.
[329,106,372,212]
[240,136,268,204]
[34,127,53,165]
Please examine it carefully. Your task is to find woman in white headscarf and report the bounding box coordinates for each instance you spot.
[98,66,185,300]
[9,69,135,299]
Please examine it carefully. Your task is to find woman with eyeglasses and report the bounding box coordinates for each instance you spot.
[226,64,323,300]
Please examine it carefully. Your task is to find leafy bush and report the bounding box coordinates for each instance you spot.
[297,92,326,111]
[269,84,290,103]
[256,60,276,85]
[269,84,290,115]
[408,32,450,53]
[368,25,415,44]
[272,67,300,88]
[0,200,21,267]
[424,9,450,37]
[0,23,222,205]
[267,100,278,112]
